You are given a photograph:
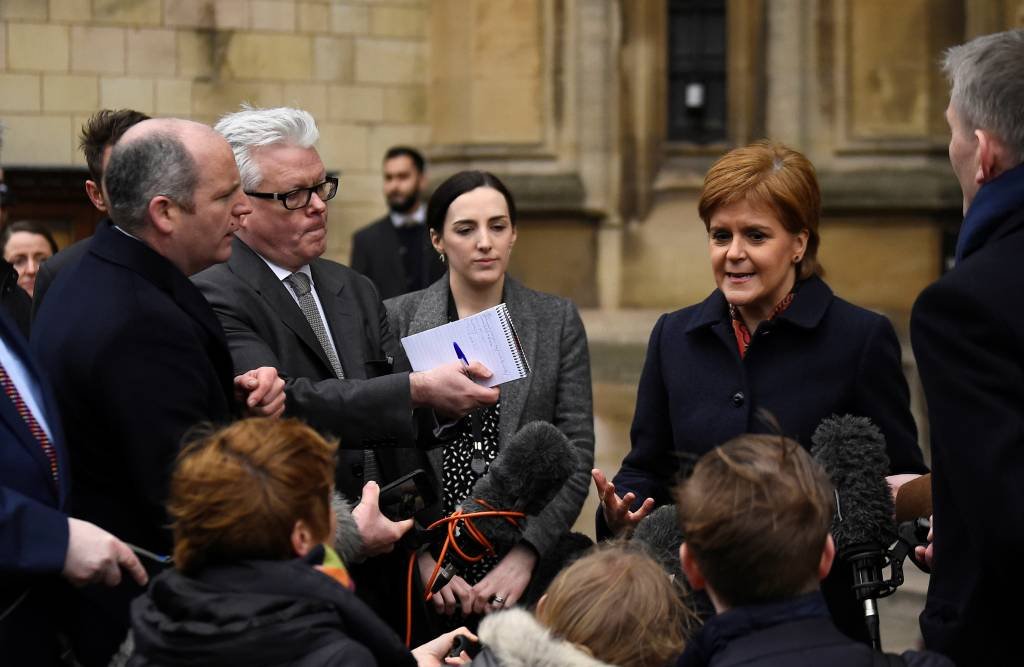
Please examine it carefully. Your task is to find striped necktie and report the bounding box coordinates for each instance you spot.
[284,272,345,379]
[0,362,58,487]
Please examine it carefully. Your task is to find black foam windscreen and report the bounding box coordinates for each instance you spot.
[810,414,896,551]
[632,504,685,580]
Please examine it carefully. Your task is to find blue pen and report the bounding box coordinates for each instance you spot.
[453,341,469,365]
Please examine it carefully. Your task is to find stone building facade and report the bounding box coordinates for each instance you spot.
[1,0,1023,319]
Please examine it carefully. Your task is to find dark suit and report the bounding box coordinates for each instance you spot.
[31,219,106,320]
[32,222,236,664]
[193,236,436,636]
[0,309,70,666]
[608,275,927,641]
[911,163,1024,665]
[351,216,445,300]
[193,237,429,499]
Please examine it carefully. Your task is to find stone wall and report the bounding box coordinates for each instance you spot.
[0,0,429,262]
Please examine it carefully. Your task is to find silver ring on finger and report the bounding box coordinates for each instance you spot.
[491,594,506,607]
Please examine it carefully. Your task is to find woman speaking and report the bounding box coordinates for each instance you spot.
[593,141,927,640]
[386,171,594,623]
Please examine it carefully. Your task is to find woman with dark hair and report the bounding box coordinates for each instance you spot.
[592,141,928,641]
[386,171,594,624]
[129,418,472,666]
[2,220,58,297]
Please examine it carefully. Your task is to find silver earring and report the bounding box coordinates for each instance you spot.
[439,253,446,264]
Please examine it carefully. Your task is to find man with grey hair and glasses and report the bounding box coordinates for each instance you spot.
[32,118,286,665]
[910,28,1024,664]
[193,105,497,628]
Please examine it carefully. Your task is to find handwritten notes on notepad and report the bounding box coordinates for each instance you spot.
[400,303,530,388]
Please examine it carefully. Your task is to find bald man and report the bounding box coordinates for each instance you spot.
[32,119,285,665]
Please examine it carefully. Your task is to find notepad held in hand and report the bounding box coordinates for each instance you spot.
[400,303,530,387]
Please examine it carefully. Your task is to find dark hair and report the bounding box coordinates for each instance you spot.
[426,170,517,236]
[384,145,425,173]
[1,220,58,255]
[78,109,151,183]
[676,433,834,607]
[105,130,197,234]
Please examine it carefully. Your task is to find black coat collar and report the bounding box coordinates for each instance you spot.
[685,274,833,334]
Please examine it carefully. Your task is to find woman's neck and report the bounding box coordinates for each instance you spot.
[450,273,505,319]
[736,275,797,333]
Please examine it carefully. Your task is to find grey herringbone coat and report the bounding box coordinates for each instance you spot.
[385,275,594,556]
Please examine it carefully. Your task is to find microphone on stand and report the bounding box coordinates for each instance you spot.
[811,414,898,650]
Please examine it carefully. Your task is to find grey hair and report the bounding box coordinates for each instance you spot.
[943,28,1024,165]
[214,105,319,191]
[104,131,197,234]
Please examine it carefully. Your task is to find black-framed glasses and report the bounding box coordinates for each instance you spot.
[246,177,339,210]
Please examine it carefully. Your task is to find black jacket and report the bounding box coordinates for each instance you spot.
[31,223,236,665]
[678,593,951,667]
[350,216,445,300]
[606,275,927,641]
[130,549,416,667]
[911,162,1024,665]
[0,257,31,338]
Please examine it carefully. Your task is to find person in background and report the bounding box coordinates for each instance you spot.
[675,433,950,667]
[911,28,1024,665]
[387,170,594,626]
[0,124,31,336]
[32,109,150,316]
[352,146,445,299]
[467,543,687,667]
[2,220,58,297]
[129,417,472,667]
[593,140,927,642]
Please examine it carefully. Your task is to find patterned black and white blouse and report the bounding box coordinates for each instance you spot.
[442,403,501,584]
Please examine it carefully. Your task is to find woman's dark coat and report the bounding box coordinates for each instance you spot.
[608,275,927,639]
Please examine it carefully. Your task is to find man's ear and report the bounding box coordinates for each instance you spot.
[974,128,1010,184]
[291,518,316,557]
[85,180,107,212]
[818,533,836,581]
[147,196,176,235]
[679,543,706,591]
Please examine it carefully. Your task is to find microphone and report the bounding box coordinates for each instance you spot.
[810,414,897,650]
[428,421,579,593]
[632,505,686,582]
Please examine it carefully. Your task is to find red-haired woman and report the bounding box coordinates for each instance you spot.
[592,141,928,641]
[128,418,470,666]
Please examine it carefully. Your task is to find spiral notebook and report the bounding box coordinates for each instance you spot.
[400,303,530,388]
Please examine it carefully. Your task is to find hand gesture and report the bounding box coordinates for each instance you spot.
[62,518,149,588]
[234,366,286,418]
[351,481,414,557]
[592,468,655,536]
[410,361,499,419]
[418,551,474,616]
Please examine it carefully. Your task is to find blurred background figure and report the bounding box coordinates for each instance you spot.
[351,146,445,300]
[129,418,470,667]
[468,542,688,667]
[2,220,58,297]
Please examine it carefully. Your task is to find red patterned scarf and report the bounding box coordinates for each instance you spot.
[730,292,795,359]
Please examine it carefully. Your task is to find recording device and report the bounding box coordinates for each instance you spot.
[378,469,438,522]
[811,414,899,651]
[429,421,579,593]
[447,634,482,659]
